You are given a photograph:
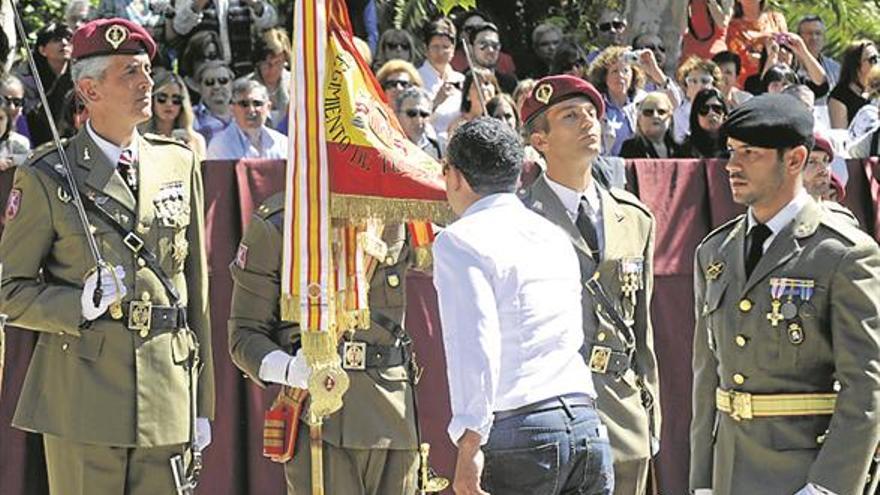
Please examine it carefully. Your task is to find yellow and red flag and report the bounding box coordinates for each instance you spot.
[281,0,449,417]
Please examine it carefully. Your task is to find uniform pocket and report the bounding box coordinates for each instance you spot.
[769,416,829,451]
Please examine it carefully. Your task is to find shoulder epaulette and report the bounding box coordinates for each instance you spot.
[25,138,68,166]
[818,206,869,245]
[142,132,192,151]
[256,192,285,228]
[702,214,744,244]
[820,200,859,225]
[608,186,652,217]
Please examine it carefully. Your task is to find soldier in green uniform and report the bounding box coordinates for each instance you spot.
[518,75,661,495]
[228,193,420,494]
[690,93,880,495]
[0,19,214,494]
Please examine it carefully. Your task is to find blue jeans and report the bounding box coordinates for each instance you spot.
[482,398,614,495]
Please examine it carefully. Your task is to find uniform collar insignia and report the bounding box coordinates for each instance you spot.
[706,261,724,280]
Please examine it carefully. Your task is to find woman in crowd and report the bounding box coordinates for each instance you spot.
[681,87,729,158]
[672,55,722,143]
[247,28,291,130]
[418,17,464,145]
[140,69,207,159]
[376,60,425,108]
[486,93,519,132]
[0,103,29,172]
[725,0,788,86]
[445,67,499,138]
[21,22,73,147]
[372,28,418,73]
[743,33,828,98]
[512,78,535,115]
[178,30,222,101]
[829,40,880,129]
[620,92,682,159]
[587,46,646,156]
[712,51,752,108]
[848,65,880,140]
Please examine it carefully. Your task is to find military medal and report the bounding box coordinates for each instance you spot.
[767,278,785,327]
[787,322,804,345]
[706,261,724,281]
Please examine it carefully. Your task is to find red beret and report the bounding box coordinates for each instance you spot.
[520,75,605,124]
[72,18,157,61]
[812,132,834,160]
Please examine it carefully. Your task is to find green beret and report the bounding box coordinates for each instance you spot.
[721,94,814,149]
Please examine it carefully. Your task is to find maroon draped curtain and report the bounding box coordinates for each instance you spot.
[2,159,878,494]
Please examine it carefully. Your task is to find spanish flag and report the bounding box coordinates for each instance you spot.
[280,0,449,418]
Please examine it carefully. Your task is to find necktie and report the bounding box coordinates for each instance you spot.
[745,223,772,278]
[576,196,601,262]
[117,148,137,196]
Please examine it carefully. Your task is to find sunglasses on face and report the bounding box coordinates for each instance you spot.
[404,108,431,118]
[235,99,265,109]
[478,40,501,51]
[598,21,626,32]
[637,43,666,53]
[698,103,726,116]
[155,93,183,105]
[385,42,410,51]
[1,95,23,108]
[202,76,230,87]
[640,107,669,118]
[382,79,412,90]
[864,54,880,65]
[687,75,714,86]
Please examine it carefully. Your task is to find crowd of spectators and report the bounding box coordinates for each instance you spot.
[0,0,877,196]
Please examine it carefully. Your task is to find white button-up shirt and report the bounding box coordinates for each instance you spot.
[545,175,605,255]
[746,189,811,253]
[433,193,595,445]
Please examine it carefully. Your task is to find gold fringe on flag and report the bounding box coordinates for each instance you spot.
[331,194,454,225]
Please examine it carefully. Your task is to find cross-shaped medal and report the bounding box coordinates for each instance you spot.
[766,299,784,327]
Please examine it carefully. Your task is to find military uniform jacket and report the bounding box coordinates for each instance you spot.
[691,198,880,495]
[0,129,214,448]
[228,193,418,450]
[522,174,661,462]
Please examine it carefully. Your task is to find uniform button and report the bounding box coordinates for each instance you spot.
[732,373,746,385]
[738,299,753,312]
[136,224,147,234]
[385,256,395,265]
[137,257,146,267]
[141,292,151,302]
[597,332,607,342]
[61,343,69,351]
[735,335,748,347]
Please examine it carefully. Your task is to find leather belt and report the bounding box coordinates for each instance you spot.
[587,344,632,375]
[105,301,188,333]
[715,388,837,421]
[494,393,596,422]
[338,341,406,371]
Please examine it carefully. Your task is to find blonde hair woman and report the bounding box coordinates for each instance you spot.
[140,68,206,159]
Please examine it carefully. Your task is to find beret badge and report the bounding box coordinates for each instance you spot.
[534,83,553,105]
[105,24,129,50]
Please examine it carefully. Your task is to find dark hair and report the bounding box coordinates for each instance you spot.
[452,8,491,38]
[733,0,767,18]
[180,31,221,79]
[36,22,73,47]
[423,17,456,44]
[466,22,498,45]
[796,14,824,34]
[550,37,587,75]
[460,68,499,113]
[839,40,875,90]
[712,51,742,75]
[446,116,524,194]
[761,63,798,92]
[486,93,520,129]
[687,87,729,158]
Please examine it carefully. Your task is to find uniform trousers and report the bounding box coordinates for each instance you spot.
[284,421,418,495]
[43,434,185,495]
[613,457,649,495]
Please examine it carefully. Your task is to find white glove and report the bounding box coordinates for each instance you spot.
[693,490,713,495]
[195,417,211,451]
[284,348,311,389]
[81,265,127,321]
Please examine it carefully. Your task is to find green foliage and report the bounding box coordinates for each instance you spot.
[17,0,71,44]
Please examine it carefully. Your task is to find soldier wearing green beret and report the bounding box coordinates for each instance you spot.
[691,93,880,495]
[228,194,423,494]
[0,18,214,494]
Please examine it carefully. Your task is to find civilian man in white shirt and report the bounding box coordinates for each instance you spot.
[433,117,613,495]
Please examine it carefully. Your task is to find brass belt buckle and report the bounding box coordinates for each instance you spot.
[128,300,152,337]
[342,341,367,370]
[589,345,612,374]
[728,391,753,421]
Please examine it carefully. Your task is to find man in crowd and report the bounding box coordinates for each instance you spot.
[519,74,660,495]
[206,78,286,160]
[434,116,613,495]
[193,59,234,143]
[691,94,880,495]
[588,8,628,63]
[796,14,840,104]
[228,194,423,493]
[395,86,442,159]
[528,22,563,79]
[0,18,214,494]
[467,22,517,94]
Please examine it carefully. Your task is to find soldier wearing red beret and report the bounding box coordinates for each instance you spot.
[518,75,662,495]
[0,18,214,494]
